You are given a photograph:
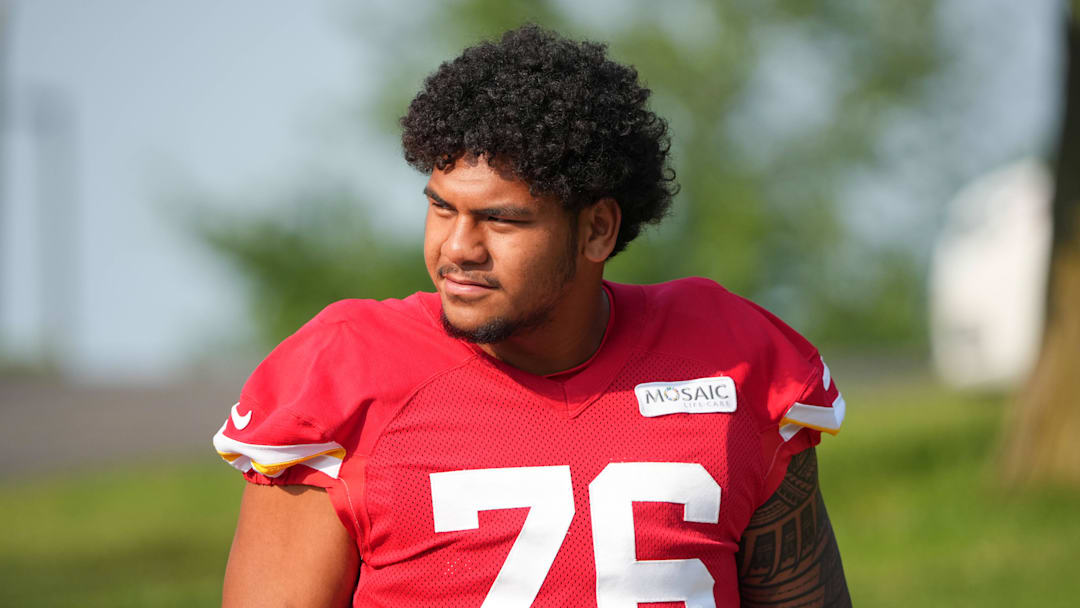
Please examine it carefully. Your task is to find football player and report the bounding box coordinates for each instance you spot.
[214,24,850,607]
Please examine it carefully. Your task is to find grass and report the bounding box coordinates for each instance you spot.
[820,384,1080,607]
[1,383,1078,606]
[0,460,242,607]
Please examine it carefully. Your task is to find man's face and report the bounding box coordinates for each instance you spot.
[423,156,580,343]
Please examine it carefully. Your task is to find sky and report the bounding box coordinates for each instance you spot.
[1,0,423,380]
[0,0,1065,382]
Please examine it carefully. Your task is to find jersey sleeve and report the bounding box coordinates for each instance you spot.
[745,300,846,505]
[211,316,361,491]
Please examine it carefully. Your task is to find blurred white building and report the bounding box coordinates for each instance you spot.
[929,160,1053,390]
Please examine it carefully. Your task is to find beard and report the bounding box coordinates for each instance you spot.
[440,227,579,344]
[440,307,551,344]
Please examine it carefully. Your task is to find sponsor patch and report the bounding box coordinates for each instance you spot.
[634,376,737,417]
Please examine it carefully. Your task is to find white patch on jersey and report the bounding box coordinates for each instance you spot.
[635,376,737,417]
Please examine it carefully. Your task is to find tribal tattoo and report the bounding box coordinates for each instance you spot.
[735,448,851,607]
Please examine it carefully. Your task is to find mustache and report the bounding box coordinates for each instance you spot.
[437,265,501,288]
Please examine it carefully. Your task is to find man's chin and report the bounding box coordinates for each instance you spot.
[440,310,517,344]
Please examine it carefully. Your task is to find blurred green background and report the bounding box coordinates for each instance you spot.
[200,0,942,350]
[2,0,1079,605]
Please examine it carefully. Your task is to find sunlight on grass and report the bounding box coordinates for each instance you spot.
[821,384,1080,607]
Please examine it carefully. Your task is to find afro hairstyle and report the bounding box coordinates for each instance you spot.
[401,23,677,258]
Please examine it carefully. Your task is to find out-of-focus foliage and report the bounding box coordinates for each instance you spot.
[193,187,430,346]
[198,0,943,349]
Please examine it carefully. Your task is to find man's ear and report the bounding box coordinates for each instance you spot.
[580,197,621,262]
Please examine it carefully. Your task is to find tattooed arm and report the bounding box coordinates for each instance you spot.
[736,448,851,607]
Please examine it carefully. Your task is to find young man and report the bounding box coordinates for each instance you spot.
[214,24,850,607]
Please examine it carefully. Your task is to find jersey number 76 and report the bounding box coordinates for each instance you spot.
[430,462,722,607]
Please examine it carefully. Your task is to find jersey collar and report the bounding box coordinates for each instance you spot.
[418,281,646,418]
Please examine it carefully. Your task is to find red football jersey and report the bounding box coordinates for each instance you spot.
[213,278,844,607]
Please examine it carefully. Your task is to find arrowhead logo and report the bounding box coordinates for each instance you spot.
[230,402,252,430]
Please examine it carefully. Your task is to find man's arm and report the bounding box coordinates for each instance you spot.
[736,447,851,607]
[222,484,360,608]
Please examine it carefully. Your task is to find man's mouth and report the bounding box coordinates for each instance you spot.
[439,269,499,298]
[445,275,494,287]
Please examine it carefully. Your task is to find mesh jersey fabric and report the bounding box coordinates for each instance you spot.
[212,277,844,607]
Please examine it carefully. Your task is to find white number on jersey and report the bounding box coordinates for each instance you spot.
[430,465,575,608]
[430,462,722,606]
[590,462,720,608]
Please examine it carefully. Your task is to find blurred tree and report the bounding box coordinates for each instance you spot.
[1002,2,1080,485]
[200,0,941,350]
[193,185,431,347]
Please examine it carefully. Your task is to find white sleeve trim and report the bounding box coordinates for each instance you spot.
[212,422,344,479]
[778,393,846,441]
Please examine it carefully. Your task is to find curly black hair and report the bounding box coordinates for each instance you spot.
[401,24,677,258]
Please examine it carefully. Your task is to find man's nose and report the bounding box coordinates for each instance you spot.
[442,216,488,266]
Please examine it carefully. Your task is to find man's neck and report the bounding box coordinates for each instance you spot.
[479,284,610,376]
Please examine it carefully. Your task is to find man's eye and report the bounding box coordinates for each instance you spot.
[488,216,518,224]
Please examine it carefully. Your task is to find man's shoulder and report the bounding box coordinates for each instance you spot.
[293,291,455,351]
[249,291,469,400]
[632,276,768,329]
[636,276,736,307]
[226,291,470,449]
[305,291,439,332]
[624,277,819,363]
